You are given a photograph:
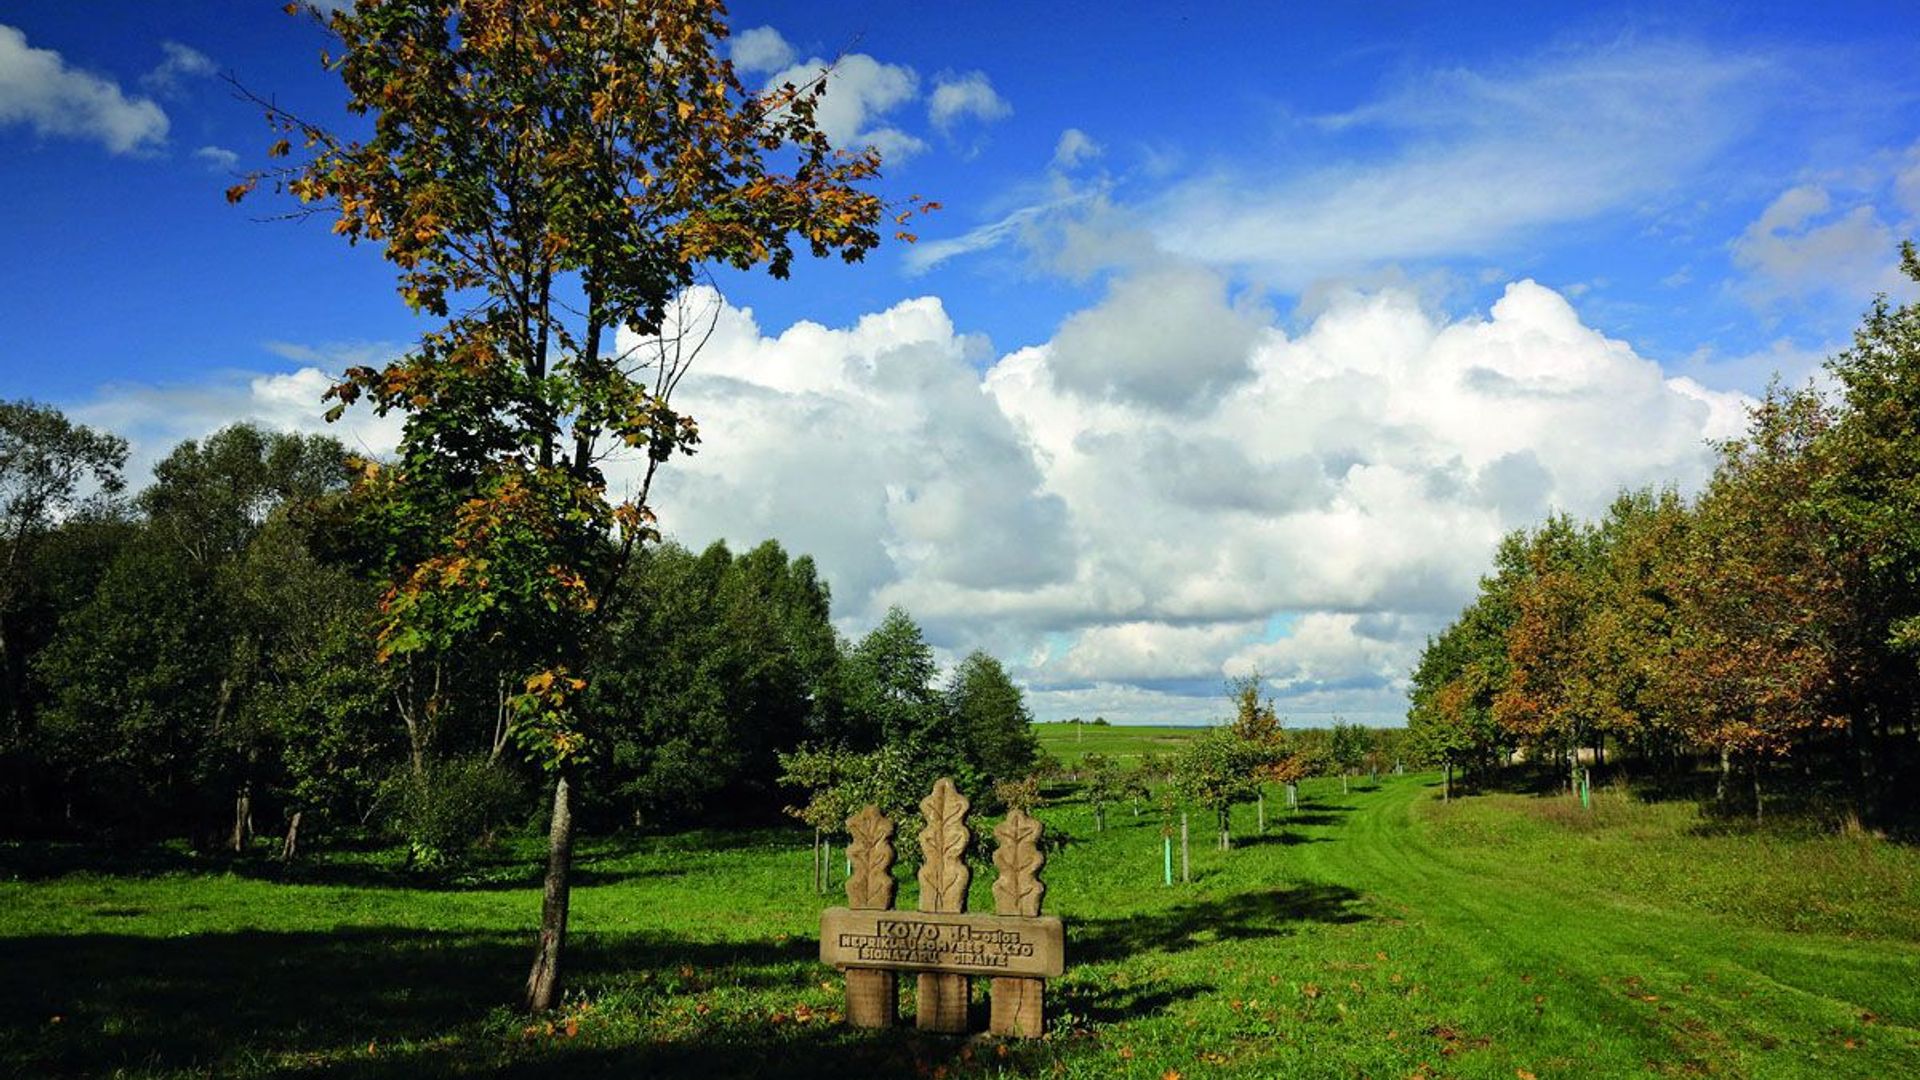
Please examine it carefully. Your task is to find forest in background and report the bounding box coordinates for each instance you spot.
[1406,246,1920,835]
[0,414,1042,861]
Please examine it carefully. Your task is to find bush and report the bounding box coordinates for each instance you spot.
[387,757,527,869]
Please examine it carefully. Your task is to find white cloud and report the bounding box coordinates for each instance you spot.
[628,278,1730,721]
[928,70,1010,133]
[1149,43,1772,286]
[730,26,794,75]
[72,279,1736,724]
[1045,263,1270,410]
[71,366,404,490]
[1731,183,1911,307]
[193,144,238,171]
[1051,128,1101,171]
[765,52,925,162]
[140,41,215,97]
[1051,621,1262,684]
[0,24,169,154]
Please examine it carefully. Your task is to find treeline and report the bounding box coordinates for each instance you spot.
[1407,249,1920,829]
[0,416,1038,859]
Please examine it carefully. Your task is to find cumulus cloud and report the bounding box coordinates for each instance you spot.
[928,70,1010,133]
[730,25,795,74]
[1051,128,1101,171]
[623,292,1074,612]
[624,279,1732,723]
[765,51,925,162]
[1732,183,1913,308]
[0,24,169,154]
[1044,263,1270,410]
[139,41,215,97]
[72,279,1739,725]
[71,365,404,490]
[192,144,238,171]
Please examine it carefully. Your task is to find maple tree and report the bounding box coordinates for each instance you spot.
[1653,385,1853,815]
[240,0,905,1009]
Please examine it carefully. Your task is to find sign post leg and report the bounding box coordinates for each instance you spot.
[989,976,1043,1037]
[846,969,896,1028]
[917,972,970,1033]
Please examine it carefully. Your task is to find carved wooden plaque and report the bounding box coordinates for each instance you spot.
[916,777,971,914]
[991,808,1045,917]
[819,908,1065,978]
[845,804,896,911]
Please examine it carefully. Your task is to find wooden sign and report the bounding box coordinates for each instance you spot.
[823,778,1064,1039]
[819,908,1065,977]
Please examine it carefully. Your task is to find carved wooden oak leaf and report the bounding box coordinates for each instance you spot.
[992,808,1046,917]
[845,804,896,911]
[917,777,971,914]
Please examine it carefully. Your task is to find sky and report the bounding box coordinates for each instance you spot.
[3,2,1919,726]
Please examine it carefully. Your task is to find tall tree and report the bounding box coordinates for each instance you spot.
[944,650,1039,793]
[1492,514,1603,790]
[1655,385,1852,815]
[0,401,126,813]
[1814,243,1920,820]
[245,0,896,1009]
[846,606,942,752]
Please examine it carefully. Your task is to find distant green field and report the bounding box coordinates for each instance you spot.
[3,775,1916,1078]
[1032,721,1203,766]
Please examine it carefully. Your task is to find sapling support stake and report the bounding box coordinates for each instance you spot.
[1180,813,1190,883]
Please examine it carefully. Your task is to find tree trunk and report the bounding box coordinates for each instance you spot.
[1751,757,1764,823]
[280,811,302,861]
[1443,762,1452,803]
[1218,808,1231,851]
[230,787,251,852]
[1257,791,1265,834]
[811,827,822,893]
[1341,773,1349,795]
[1716,747,1731,803]
[525,770,575,1012]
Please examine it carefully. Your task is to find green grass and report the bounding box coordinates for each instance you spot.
[3,777,1917,1078]
[1033,721,1202,766]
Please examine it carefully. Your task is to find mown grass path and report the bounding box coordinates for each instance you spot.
[1281,779,1920,1079]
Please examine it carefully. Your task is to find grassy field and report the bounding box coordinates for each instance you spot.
[3,770,1917,1078]
[1032,721,1203,766]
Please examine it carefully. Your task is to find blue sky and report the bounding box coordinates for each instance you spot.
[3,2,1918,724]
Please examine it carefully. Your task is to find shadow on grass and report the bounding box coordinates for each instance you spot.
[0,882,1367,1078]
[1070,883,1367,964]
[1233,830,1332,848]
[0,920,1212,1080]
[0,827,808,891]
[0,925,834,1077]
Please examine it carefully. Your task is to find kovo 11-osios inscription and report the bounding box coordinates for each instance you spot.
[819,908,1065,978]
